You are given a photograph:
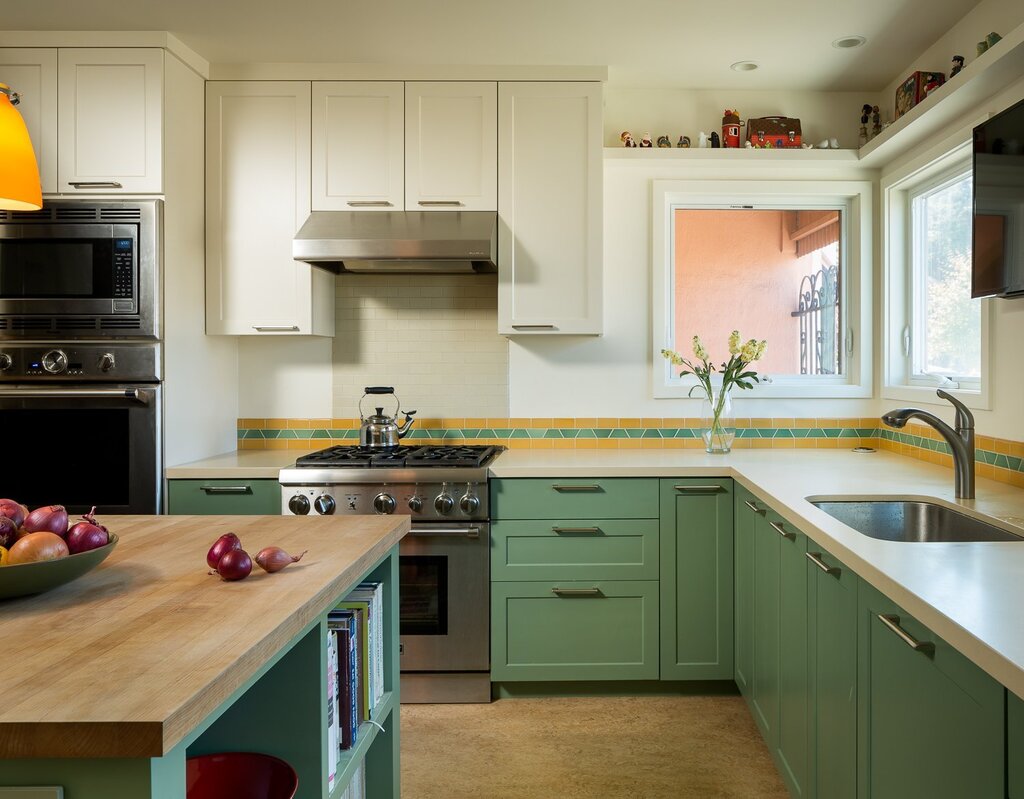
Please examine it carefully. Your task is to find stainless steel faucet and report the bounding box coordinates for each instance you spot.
[881,389,975,499]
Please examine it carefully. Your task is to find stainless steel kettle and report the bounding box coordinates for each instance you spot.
[358,387,417,448]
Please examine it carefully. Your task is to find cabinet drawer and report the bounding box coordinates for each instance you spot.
[166,479,281,515]
[490,478,658,519]
[491,580,659,681]
[491,519,659,581]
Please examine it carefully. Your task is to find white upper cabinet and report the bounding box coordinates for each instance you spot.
[0,49,57,194]
[498,82,603,335]
[57,48,163,193]
[206,81,333,336]
[312,81,404,211]
[405,82,497,211]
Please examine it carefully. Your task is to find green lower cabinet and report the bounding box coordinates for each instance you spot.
[857,582,1004,798]
[751,506,780,745]
[167,478,281,515]
[808,546,857,799]
[491,580,659,681]
[1010,691,1024,798]
[490,478,660,520]
[659,478,734,680]
[734,486,757,699]
[775,517,809,798]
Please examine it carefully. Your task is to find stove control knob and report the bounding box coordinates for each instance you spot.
[408,494,423,513]
[41,349,68,374]
[0,353,11,371]
[434,492,454,516]
[288,494,311,515]
[373,492,397,515]
[314,494,336,515]
[98,352,116,372]
[459,489,480,515]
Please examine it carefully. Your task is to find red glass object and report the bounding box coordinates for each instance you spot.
[186,752,299,799]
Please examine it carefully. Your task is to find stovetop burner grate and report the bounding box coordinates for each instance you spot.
[294,444,502,469]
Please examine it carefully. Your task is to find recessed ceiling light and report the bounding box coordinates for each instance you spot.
[730,61,759,72]
[832,35,867,49]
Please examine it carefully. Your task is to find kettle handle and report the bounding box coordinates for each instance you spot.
[359,387,400,421]
[364,386,395,395]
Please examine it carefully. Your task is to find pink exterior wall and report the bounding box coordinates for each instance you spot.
[673,209,823,375]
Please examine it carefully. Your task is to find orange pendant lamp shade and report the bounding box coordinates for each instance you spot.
[0,83,42,211]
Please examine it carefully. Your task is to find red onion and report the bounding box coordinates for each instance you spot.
[22,505,69,538]
[0,516,17,549]
[206,533,242,569]
[0,499,29,529]
[254,546,307,573]
[66,508,110,555]
[216,548,252,581]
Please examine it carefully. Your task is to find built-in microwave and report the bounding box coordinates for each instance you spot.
[0,200,161,339]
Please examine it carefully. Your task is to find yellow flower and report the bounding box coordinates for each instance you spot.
[660,348,685,366]
[692,336,709,361]
[754,340,768,360]
[728,330,741,355]
[740,339,758,362]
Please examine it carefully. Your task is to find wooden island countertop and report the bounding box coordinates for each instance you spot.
[0,514,408,760]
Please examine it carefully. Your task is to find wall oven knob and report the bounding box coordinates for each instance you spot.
[408,494,423,513]
[41,349,69,374]
[313,494,336,515]
[0,353,11,371]
[434,493,454,515]
[98,353,116,372]
[459,493,480,515]
[288,494,311,515]
[373,492,397,515]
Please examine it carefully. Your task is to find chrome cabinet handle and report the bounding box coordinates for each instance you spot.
[252,325,300,332]
[551,587,602,597]
[409,526,480,538]
[551,526,601,534]
[347,201,393,207]
[201,485,253,495]
[674,485,724,493]
[511,324,557,330]
[769,520,795,541]
[68,181,123,189]
[552,484,602,492]
[806,551,841,577]
[743,499,766,515]
[0,387,146,402]
[877,614,935,655]
[418,200,464,207]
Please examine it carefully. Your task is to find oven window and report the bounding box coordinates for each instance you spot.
[399,555,448,636]
[2,409,130,510]
[0,239,114,298]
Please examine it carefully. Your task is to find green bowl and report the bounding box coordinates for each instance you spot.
[0,534,119,600]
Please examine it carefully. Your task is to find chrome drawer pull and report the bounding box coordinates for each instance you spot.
[418,200,464,206]
[551,484,602,492]
[347,200,392,207]
[409,526,480,538]
[674,485,723,493]
[68,181,123,189]
[551,587,602,597]
[877,614,935,655]
[805,551,841,577]
[769,520,795,541]
[743,499,766,515]
[511,324,557,330]
[252,325,299,332]
[201,485,253,495]
[551,526,601,534]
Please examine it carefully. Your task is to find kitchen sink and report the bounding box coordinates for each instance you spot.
[809,499,1023,543]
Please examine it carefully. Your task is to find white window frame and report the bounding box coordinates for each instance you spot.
[882,137,992,409]
[651,179,873,399]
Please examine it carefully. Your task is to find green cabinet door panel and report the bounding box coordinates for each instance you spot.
[751,507,780,746]
[491,580,660,681]
[489,478,660,520]
[1010,691,1024,798]
[808,546,858,799]
[857,582,1004,799]
[659,479,734,680]
[491,519,660,581]
[166,479,281,515]
[734,486,757,699]
[775,518,809,798]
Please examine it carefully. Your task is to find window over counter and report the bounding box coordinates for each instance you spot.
[652,181,872,399]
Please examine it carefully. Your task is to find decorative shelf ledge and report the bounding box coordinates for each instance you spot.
[604,147,859,162]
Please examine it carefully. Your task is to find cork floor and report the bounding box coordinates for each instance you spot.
[400,695,789,799]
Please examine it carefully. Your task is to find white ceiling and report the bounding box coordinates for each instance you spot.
[2,0,982,90]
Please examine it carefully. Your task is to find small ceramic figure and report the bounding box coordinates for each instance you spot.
[639,133,653,148]
[950,55,965,78]
[817,139,830,149]
[986,32,1002,48]
[656,135,672,148]
[620,131,637,147]
[677,135,691,148]
[698,131,709,148]
[977,40,989,56]
[721,109,742,148]
[871,106,881,138]
[744,140,753,148]
[710,131,721,148]
[859,103,871,146]
[829,137,840,149]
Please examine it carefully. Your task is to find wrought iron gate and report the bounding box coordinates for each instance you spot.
[791,265,839,375]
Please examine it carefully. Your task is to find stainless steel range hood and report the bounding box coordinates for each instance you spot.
[292,211,497,274]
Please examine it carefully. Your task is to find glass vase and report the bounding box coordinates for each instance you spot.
[701,387,735,454]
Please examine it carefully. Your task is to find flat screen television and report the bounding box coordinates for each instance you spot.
[973,97,1024,297]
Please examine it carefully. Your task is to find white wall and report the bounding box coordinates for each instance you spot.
[237,336,333,419]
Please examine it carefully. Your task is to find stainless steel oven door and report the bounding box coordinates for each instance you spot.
[398,522,489,673]
[0,384,161,514]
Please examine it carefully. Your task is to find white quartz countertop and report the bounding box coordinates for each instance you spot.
[167,446,1024,698]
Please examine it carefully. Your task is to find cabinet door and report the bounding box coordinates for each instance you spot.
[751,508,780,745]
[0,48,57,193]
[659,479,733,680]
[491,580,659,682]
[808,546,857,799]
[312,81,404,211]
[1010,691,1024,799]
[775,518,809,798]
[57,48,163,193]
[734,487,758,698]
[405,82,497,211]
[497,82,602,335]
[206,81,333,336]
[166,479,281,515]
[857,583,1004,798]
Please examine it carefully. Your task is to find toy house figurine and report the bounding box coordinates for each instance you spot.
[721,110,742,148]
[620,131,637,147]
[639,133,653,148]
[950,55,965,78]
[656,135,672,148]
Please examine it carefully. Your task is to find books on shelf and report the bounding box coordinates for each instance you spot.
[326,629,340,793]
[335,759,366,799]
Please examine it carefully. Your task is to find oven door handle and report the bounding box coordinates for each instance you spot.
[0,387,152,404]
[409,526,481,539]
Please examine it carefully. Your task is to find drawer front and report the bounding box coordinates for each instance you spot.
[491,580,659,681]
[491,519,659,581]
[490,478,659,519]
[166,479,281,515]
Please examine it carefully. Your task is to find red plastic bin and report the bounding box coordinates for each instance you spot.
[186,752,299,799]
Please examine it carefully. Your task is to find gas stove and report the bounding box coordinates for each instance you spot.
[278,444,503,519]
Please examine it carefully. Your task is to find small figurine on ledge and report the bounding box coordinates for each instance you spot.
[871,106,881,138]
[656,135,672,148]
[677,135,691,148]
[722,109,742,148]
[639,133,653,148]
[859,103,872,146]
[710,131,721,148]
[620,131,637,147]
[950,55,965,78]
